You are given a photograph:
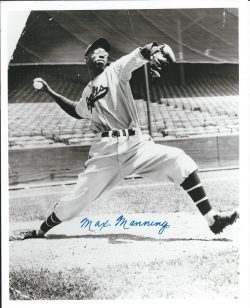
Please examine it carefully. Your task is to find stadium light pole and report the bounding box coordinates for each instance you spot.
[177,18,186,86]
[144,64,152,136]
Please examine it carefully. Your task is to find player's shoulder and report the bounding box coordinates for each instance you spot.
[106,62,115,70]
[103,62,118,75]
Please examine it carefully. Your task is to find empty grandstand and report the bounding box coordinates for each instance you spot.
[8,63,238,104]
[8,61,239,148]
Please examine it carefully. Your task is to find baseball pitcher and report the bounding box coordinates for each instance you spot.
[10,38,238,240]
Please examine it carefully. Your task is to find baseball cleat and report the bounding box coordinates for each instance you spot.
[209,210,239,234]
[9,229,44,241]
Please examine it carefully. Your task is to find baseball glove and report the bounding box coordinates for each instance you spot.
[149,44,176,78]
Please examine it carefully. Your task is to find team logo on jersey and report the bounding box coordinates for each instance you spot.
[86,85,109,113]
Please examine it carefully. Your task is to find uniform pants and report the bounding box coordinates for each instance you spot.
[54,129,198,221]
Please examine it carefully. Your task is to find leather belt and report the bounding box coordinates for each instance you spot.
[101,128,136,138]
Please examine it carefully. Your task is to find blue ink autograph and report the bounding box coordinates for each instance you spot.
[80,215,170,235]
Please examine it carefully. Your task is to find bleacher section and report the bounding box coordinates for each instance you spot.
[141,96,238,140]
[8,64,238,103]
[8,96,238,149]
[8,63,239,149]
[144,64,238,101]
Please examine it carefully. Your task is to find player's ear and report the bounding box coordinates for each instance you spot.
[84,55,92,65]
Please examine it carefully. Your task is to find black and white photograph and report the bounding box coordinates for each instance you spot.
[1,0,250,306]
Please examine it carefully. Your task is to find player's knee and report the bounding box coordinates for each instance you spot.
[174,148,186,160]
[176,148,195,164]
[173,148,197,170]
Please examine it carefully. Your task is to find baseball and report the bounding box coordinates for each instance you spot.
[33,80,43,90]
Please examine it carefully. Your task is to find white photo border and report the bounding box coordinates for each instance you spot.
[1,1,249,308]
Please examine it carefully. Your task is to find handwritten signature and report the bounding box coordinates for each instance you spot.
[80,215,170,235]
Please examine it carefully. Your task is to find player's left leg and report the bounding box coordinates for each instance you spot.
[180,170,239,234]
[128,135,238,234]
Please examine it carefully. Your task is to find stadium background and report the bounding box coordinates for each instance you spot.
[8,9,239,186]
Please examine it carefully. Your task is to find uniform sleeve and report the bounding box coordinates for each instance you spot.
[75,93,91,119]
[111,47,148,81]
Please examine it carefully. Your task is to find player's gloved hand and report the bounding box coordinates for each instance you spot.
[33,77,51,92]
[149,44,176,78]
[160,44,176,63]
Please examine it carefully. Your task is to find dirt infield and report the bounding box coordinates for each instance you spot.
[10,212,239,272]
[9,170,239,299]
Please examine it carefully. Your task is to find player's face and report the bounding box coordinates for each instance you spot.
[89,48,109,69]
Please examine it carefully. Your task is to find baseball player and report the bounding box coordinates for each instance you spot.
[10,37,238,240]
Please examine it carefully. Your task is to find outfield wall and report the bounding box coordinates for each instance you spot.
[8,134,239,185]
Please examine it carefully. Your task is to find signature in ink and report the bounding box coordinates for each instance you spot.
[80,217,111,232]
[115,215,170,235]
[80,215,170,235]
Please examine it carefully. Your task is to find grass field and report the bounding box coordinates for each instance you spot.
[9,169,239,300]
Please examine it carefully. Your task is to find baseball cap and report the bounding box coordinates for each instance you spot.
[84,37,111,56]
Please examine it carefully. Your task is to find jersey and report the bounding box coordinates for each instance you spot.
[75,48,148,133]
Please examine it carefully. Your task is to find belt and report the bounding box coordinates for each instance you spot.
[101,128,136,138]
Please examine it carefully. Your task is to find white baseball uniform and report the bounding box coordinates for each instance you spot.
[54,48,197,221]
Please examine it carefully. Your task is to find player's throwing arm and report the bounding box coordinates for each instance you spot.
[33,77,82,119]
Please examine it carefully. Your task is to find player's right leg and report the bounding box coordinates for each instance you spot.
[9,139,122,240]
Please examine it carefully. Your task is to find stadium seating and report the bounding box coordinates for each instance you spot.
[8,96,238,148]
[8,63,239,149]
[8,64,238,103]
[137,96,238,139]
